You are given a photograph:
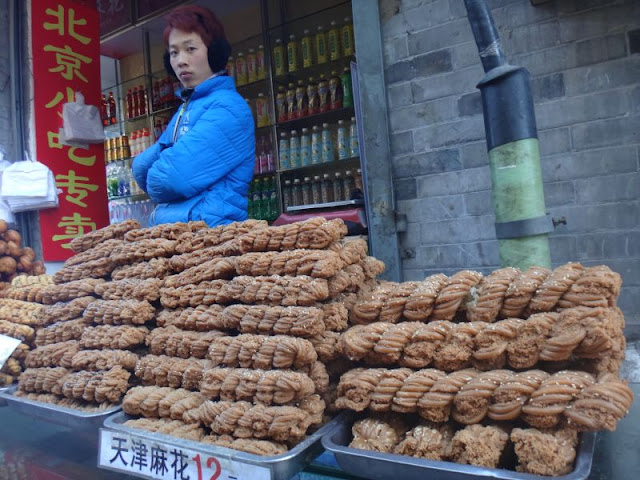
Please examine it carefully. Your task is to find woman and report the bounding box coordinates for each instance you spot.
[133,6,255,227]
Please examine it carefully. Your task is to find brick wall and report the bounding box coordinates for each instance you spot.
[379,0,640,326]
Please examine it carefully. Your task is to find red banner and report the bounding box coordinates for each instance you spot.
[31,0,109,261]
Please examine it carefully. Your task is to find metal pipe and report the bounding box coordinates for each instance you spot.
[464,0,552,270]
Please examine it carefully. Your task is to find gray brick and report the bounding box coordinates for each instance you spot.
[397,195,466,223]
[532,73,565,102]
[412,65,483,103]
[421,215,496,243]
[408,18,474,56]
[460,141,489,169]
[390,130,413,156]
[394,178,417,201]
[413,116,485,150]
[392,148,461,178]
[457,92,482,117]
[618,287,640,321]
[464,190,493,216]
[557,0,618,15]
[575,232,640,261]
[632,86,640,114]
[383,35,409,66]
[538,128,571,157]
[516,43,577,76]
[559,3,640,43]
[387,82,414,109]
[417,166,491,197]
[500,20,561,57]
[549,201,640,233]
[389,97,457,132]
[418,240,499,268]
[535,89,630,130]
[565,57,640,96]
[596,258,640,286]
[630,28,640,55]
[399,222,422,249]
[541,146,638,182]
[383,1,453,39]
[385,49,453,84]
[544,181,575,207]
[493,0,557,30]
[450,41,484,70]
[548,235,577,264]
[575,34,627,67]
[571,114,640,151]
[575,173,640,203]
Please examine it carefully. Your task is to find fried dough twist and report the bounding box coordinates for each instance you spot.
[135,355,212,390]
[83,299,156,325]
[146,326,224,359]
[123,417,205,441]
[39,296,95,326]
[25,341,80,368]
[70,349,139,371]
[221,304,326,337]
[174,220,267,254]
[110,238,178,265]
[68,219,140,253]
[58,366,131,403]
[111,258,174,281]
[234,249,345,278]
[163,257,237,288]
[124,221,208,242]
[37,278,104,304]
[34,319,85,346]
[95,278,163,302]
[80,325,149,350]
[123,386,207,421]
[53,257,116,283]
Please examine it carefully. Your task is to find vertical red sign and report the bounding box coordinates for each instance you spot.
[31,0,108,261]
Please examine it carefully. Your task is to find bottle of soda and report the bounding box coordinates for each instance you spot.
[137,86,146,116]
[341,67,353,108]
[131,87,139,118]
[252,179,263,219]
[101,94,109,126]
[269,177,278,220]
[126,90,133,119]
[247,181,255,219]
[108,92,117,124]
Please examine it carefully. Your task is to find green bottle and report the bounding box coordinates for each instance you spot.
[341,67,353,108]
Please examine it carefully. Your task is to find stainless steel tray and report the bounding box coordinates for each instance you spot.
[103,411,345,480]
[0,386,122,429]
[322,417,596,480]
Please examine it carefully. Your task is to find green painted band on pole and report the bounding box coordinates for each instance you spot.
[489,138,551,269]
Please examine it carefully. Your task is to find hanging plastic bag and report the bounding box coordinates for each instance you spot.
[0,151,15,223]
[62,91,105,144]
[0,155,59,212]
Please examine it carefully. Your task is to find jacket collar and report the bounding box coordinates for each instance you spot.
[176,72,234,102]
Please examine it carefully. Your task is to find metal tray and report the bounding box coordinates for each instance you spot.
[322,417,596,480]
[0,386,10,407]
[104,411,345,480]
[0,386,122,430]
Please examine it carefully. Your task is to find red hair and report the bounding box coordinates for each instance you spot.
[163,6,226,48]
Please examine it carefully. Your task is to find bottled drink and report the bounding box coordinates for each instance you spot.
[318,74,329,113]
[257,45,266,80]
[287,35,299,73]
[247,180,255,219]
[255,93,269,128]
[276,86,287,123]
[307,77,319,116]
[301,29,313,68]
[343,170,355,200]
[131,86,139,117]
[289,130,300,168]
[279,132,290,169]
[321,123,334,163]
[137,86,146,116]
[300,128,311,167]
[311,125,322,164]
[341,67,353,108]
[101,94,109,126]
[282,179,293,211]
[252,179,263,219]
[273,39,285,76]
[227,56,235,80]
[349,117,359,157]
[321,173,333,203]
[329,71,342,110]
[342,17,355,56]
[260,177,271,220]
[247,48,257,83]
[235,53,248,86]
[301,177,311,205]
[315,26,327,64]
[333,172,343,202]
[269,177,278,220]
[152,82,159,111]
[328,21,341,61]
[286,83,297,120]
[295,80,307,118]
[108,91,117,124]
[142,128,151,151]
[311,175,322,204]
[337,120,349,160]
[292,178,302,206]
[353,168,364,199]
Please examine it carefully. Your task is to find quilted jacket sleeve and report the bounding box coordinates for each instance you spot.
[144,97,253,204]
[132,125,173,193]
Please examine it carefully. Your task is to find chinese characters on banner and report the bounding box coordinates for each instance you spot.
[31,0,109,261]
[99,430,271,480]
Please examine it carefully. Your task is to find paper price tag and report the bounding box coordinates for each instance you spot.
[0,334,22,370]
[99,429,271,480]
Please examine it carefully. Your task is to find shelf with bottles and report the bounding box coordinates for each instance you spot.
[109,197,155,227]
[247,175,279,223]
[281,167,364,214]
[109,192,149,202]
[279,155,360,176]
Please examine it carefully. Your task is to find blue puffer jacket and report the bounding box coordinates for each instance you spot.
[132,75,255,227]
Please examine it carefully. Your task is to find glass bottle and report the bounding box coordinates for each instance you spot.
[101,94,109,126]
[289,130,300,168]
[273,39,285,76]
[337,120,349,160]
[301,29,313,68]
[321,173,333,203]
[341,67,353,108]
[332,172,343,202]
[300,128,311,167]
[318,74,329,113]
[269,177,279,220]
[137,86,146,116]
[255,93,269,128]
[260,177,271,220]
[286,82,297,120]
[343,170,356,200]
[315,26,328,64]
[311,175,322,204]
[329,71,342,110]
[247,48,257,83]
[321,123,334,163]
[235,53,248,86]
[227,56,235,80]
[252,178,263,219]
[301,177,311,205]
[292,178,302,206]
[279,132,290,169]
[307,77,319,116]
[287,34,298,73]
[295,80,308,118]
[342,17,355,56]
[349,116,360,157]
[282,179,293,211]
[311,125,322,165]
[108,91,117,124]
[328,20,341,61]
[257,45,266,80]
[276,86,287,123]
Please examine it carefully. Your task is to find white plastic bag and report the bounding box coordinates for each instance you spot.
[0,152,15,223]
[0,159,59,212]
[62,92,105,144]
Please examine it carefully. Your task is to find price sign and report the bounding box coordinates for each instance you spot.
[0,334,22,370]
[99,429,272,480]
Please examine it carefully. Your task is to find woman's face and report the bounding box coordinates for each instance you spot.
[168,28,214,89]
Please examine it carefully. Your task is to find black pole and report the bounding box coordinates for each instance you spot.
[464,0,507,72]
